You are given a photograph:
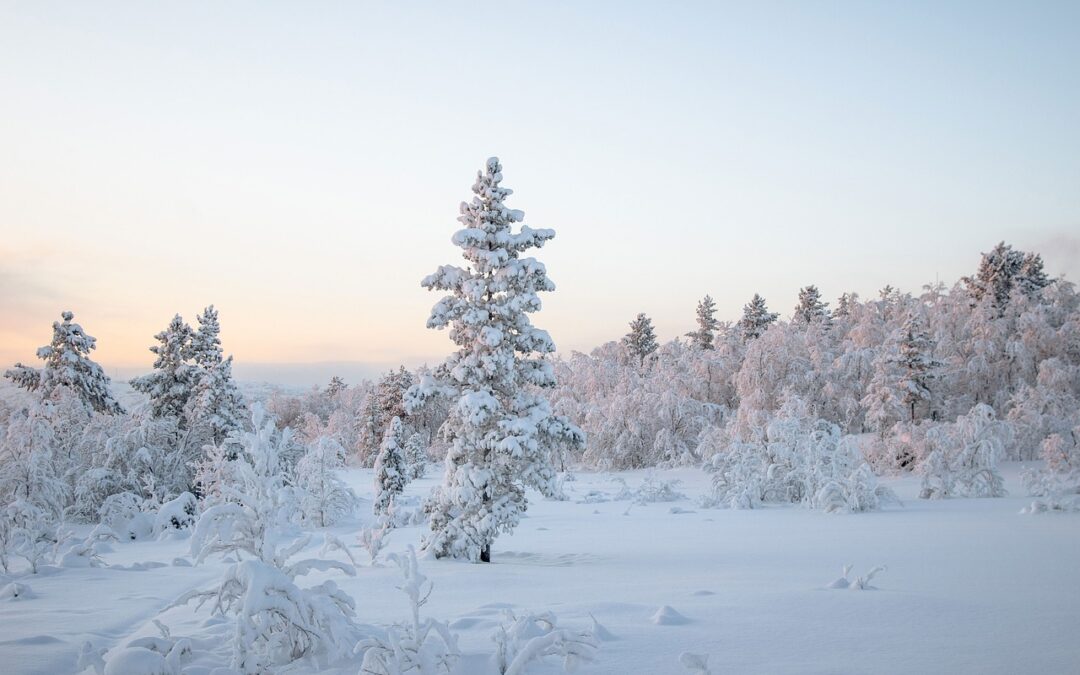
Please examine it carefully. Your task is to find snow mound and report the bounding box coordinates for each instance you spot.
[103,646,170,675]
[0,582,34,601]
[589,614,618,641]
[651,605,690,625]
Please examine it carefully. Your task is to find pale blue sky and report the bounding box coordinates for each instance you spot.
[1,2,1077,383]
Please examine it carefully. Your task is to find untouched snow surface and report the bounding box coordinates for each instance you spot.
[1,464,1078,674]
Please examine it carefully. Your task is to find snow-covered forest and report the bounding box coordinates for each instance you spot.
[0,155,1078,674]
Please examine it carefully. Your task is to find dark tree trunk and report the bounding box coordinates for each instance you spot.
[480,544,491,563]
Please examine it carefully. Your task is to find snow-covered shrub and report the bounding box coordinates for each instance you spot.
[702,396,896,512]
[612,473,686,504]
[295,436,355,527]
[191,441,236,506]
[153,492,198,535]
[4,499,58,573]
[359,521,391,566]
[491,610,598,675]
[178,405,360,673]
[355,545,459,675]
[175,556,358,673]
[1020,430,1080,513]
[918,404,1009,499]
[99,491,154,541]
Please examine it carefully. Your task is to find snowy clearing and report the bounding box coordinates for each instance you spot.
[1,463,1077,674]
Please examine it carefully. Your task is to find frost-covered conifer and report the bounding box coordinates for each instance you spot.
[405,157,584,563]
[4,311,123,414]
[186,355,247,446]
[131,314,197,419]
[963,242,1052,310]
[326,376,347,398]
[686,295,719,350]
[623,313,658,365]
[357,368,416,464]
[896,313,940,422]
[793,285,831,326]
[737,294,778,341]
[374,417,408,516]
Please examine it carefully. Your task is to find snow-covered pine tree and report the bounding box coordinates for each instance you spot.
[131,314,197,419]
[186,355,248,446]
[405,157,584,563]
[737,294,779,341]
[896,313,940,422]
[373,416,408,517]
[793,285,831,326]
[357,368,416,464]
[189,305,222,369]
[4,311,123,414]
[326,376,347,399]
[623,313,658,365]
[686,295,719,350]
[834,292,858,320]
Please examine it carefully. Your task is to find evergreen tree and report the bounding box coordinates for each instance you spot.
[405,157,584,563]
[131,314,197,419]
[686,295,719,350]
[357,368,415,464]
[834,292,858,319]
[623,313,658,364]
[186,355,248,446]
[964,242,1052,310]
[4,311,123,414]
[373,416,408,516]
[793,285,831,326]
[896,313,940,422]
[737,294,778,341]
[326,376,348,398]
[185,306,247,445]
[189,305,223,369]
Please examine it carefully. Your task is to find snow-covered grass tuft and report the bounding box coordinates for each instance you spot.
[679,651,712,674]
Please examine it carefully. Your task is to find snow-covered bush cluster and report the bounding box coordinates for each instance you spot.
[1021,428,1080,513]
[917,403,1010,499]
[701,396,897,512]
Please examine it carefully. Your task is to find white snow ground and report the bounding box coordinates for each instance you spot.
[1,464,1077,674]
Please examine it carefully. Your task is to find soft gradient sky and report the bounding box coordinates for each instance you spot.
[1,2,1078,385]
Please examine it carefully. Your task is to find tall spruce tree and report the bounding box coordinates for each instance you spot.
[623,313,658,364]
[737,294,779,342]
[5,311,123,414]
[686,295,719,350]
[131,314,198,419]
[405,157,584,563]
[185,306,247,444]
